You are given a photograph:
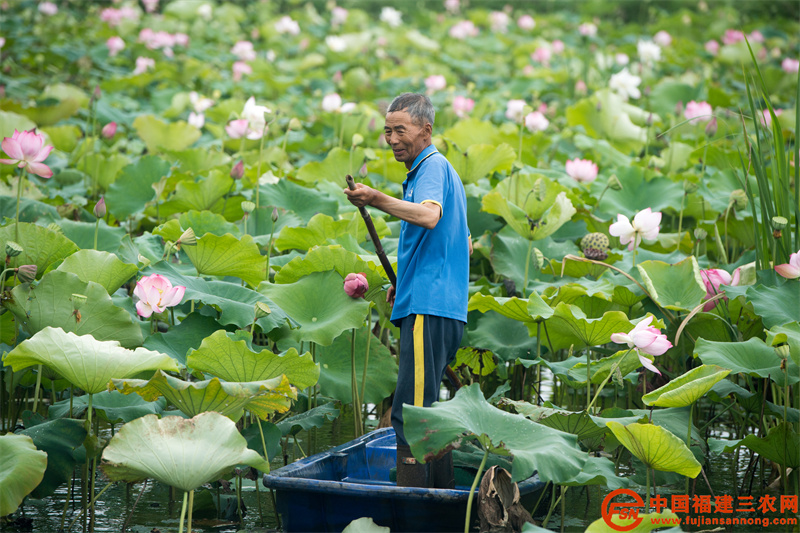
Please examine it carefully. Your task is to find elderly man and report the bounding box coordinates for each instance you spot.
[344,93,471,487]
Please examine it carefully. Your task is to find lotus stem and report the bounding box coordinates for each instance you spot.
[187,489,194,533]
[68,481,114,531]
[359,311,372,427]
[31,363,43,414]
[585,348,634,413]
[523,238,534,292]
[94,217,99,250]
[464,445,489,533]
[541,483,566,529]
[15,168,27,242]
[586,348,591,410]
[685,404,693,495]
[676,189,686,252]
[257,124,267,217]
[350,328,362,438]
[178,490,188,533]
[646,468,651,512]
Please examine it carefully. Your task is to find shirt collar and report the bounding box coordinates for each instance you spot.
[406,144,439,175]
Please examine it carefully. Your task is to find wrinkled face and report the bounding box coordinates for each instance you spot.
[384,110,432,169]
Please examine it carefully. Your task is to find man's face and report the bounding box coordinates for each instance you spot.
[384,110,432,169]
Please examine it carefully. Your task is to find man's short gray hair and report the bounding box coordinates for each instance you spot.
[387,93,435,127]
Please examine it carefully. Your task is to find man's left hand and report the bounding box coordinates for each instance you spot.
[343,182,375,208]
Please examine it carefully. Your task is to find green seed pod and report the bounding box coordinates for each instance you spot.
[607,175,623,191]
[772,216,788,231]
[71,293,88,311]
[177,228,197,247]
[580,232,610,260]
[774,344,790,360]
[5,241,23,258]
[241,201,256,214]
[16,264,37,283]
[693,228,708,241]
[729,189,747,210]
[255,301,271,319]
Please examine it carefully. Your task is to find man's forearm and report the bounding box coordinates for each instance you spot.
[369,190,441,229]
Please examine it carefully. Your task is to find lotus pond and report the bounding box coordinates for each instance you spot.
[1,1,800,532]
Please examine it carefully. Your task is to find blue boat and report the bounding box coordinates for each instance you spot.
[262,427,548,532]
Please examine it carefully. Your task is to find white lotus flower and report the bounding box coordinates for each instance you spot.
[609,68,642,100]
[380,7,402,27]
[637,40,661,65]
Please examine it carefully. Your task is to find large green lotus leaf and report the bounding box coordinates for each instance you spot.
[147,262,290,333]
[566,90,650,154]
[3,327,178,394]
[315,327,398,405]
[0,110,37,139]
[404,384,588,483]
[258,177,339,222]
[56,249,138,295]
[483,179,576,241]
[1,96,81,127]
[542,303,632,352]
[112,370,295,421]
[642,365,731,408]
[133,114,201,153]
[568,349,651,385]
[180,210,241,238]
[187,329,319,389]
[101,412,270,491]
[365,149,409,184]
[0,434,47,516]
[275,245,386,303]
[79,152,131,191]
[159,170,233,215]
[295,147,364,184]
[564,455,630,489]
[510,404,607,441]
[18,418,87,499]
[593,165,684,217]
[468,292,553,324]
[143,313,227,367]
[276,213,358,252]
[585,510,681,533]
[0,222,79,276]
[488,230,537,291]
[6,271,143,347]
[50,390,167,424]
[106,155,172,220]
[170,232,266,287]
[605,407,704,451]
[464,311,538,363]
[741,284,800,328]
[163,148,230,174]
[636,257,706,312]
[738,423,800,469]
[767,322,800,366]
[276,402,341,436]
[260,271,371,346]
[41,124,82,153]
[695,338,800,387]
[453,347,497,376]
[442,117,502,148]
[56,219,128,254]
[606,421,701,477]
[447,143,516,184]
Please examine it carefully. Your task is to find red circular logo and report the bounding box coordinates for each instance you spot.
[601,488,645,531]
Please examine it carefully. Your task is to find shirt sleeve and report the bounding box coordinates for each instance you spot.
[414,158,446,213]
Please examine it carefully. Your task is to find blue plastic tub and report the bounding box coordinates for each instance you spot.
[262,427,547,532]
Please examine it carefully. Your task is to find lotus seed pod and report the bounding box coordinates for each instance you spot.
[772,216,788,231]
[241,201,256,214]
[71,293,87,311]
[177,228,197,247]
[580,232,609,260]
[693,228,708,241]
[684,180,699,194]
[5,241,23,257]
[351,133,364,146]
[255,301,271,318]
[774,344,790,360]
[288,118,302,131]
[16,264,37,283]
[729,189,747,210]
[607,175,623,191]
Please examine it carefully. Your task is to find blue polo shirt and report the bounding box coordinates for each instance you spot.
[390,144,470,326]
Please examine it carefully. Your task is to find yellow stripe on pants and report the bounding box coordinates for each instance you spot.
[413,314,425,406]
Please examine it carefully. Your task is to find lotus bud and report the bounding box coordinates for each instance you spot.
[5,241,23,258]
[288,117,302,131]
[343,272,368,298]
[71,293,87,311]
[693,228,708,241]
[101,122,117,139]
[271,206,279,223]
[705,117,718,137]
[241,201,255,214]
[94,197,106,218]
[607,175,623,191]
[177,228,197,248]
[774,344,790,360]
[255,301,271,318]
[231,159,245,180]
[351,133,364,146]
[138,254,151,267]
[675,101,683,115]
[16,264,37,283]
[729,189,747,210]
[684,180,699,194]
[646,113,653,127]
[368,117,376,131]
[580,232,610,260]
[93,85,102,101]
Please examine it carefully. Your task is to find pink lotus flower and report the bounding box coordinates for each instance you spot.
[615,53,630,66]
[551,40,565,54]
[452,95,475,118]
[565,158,598,183]
[142,0,158,13]
[425,75,446,93]
[653,30,672,47]
[225,119,249,139]
[489,11,510,33]
[782,58,799,74]
[700,268,740,311]
[684,101,713,124]
[94,196,106,218]
[449,20,478,40]
[343,272,369,298]
[517,15,535,31]
[275,15,300,35]
[505,99,527,122]
[578,22,597,37]
[531,47,552,65]
[775,250,800,279]
[231,41,256,61]
[133,274,186,318]
[722,29,744,45]
[760,108,783,128]
[101,122,117,139]
[0,129,54,178]
[524,111,549,132]
[575,80,588,94]
[232,61,252,82]
[38,1,57,15]
[106,36,125,57]
[444,0,460,13]
[609,207,661,251]
[331,6,348,26]
[610,315,672,373]
[133,56,155,75]
[705,40,720,55]
[748,30,764,43]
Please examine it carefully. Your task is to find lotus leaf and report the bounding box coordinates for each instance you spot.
[133,114,201,153]
[483,184,576,241]
[106,156,172,219]
[0,434,47,517]
[453,347,497,376]
[741,284,800,328]
[0,222,79,276]
[447,143,516,183]
[767,322,800,366]
[257,177,339,222]
[50,390,167,423]
[606,421,701,477]
[187,329,319,389]
[260,270,371,346]
[404,384,588,483]
[708,423,800,468]
[636,256,706,312]
[56,249,139,295]
[695,337,800,387]
[568,349,649,385]
[295,147,365,184]
[78,152,131,191]
[56,218,128,253]
[101,412,270,491]
[276,402,341,436]
[111,370,295,421]
[18,418,87,499]
[541,303,633,352]
[186,233,267,287]
[157,170,234,216]
[143,313,226,367]
[275,213,388,252]
[565,90,650,154]
[464,311,538,363]
[642,365,731,408]
[564,455,629,489]
[3,327,178,394]
[468,291,553,324]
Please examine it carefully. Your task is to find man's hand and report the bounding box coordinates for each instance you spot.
[343,182,375,208]
[386,285,395,306]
